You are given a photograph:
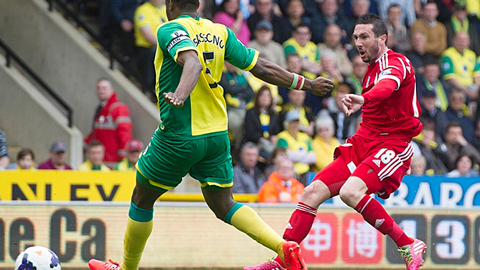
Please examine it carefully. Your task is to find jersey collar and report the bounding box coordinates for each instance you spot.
[374,47,390,63]
[177,14,200,21]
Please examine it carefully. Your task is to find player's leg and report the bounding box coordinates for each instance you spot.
[88,173,168,270]
[89,133,200,270]
[339,146,425,269]
[121,173,167,270]
[244,155,352,270]
[192,134,305,270]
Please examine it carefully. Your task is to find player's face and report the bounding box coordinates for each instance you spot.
[353,24,385,64]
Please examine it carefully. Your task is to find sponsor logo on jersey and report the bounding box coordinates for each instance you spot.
[373,159,381,167]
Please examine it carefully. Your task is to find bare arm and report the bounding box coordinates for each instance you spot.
[163,50,203,107]
[0,156,9,170]
[139,26,157,46]
[250,57,334,96]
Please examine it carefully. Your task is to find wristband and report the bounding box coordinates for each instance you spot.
[290,73,305,90]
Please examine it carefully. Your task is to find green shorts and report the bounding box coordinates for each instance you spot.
[136,130,233,191]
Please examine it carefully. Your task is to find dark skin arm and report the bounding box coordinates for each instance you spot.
[250,57,334,96]
[163,50,203,107]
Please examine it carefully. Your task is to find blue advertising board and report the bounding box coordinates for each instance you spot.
[310,175,480,208]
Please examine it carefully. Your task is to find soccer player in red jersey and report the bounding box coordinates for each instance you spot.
[245,14,426,270]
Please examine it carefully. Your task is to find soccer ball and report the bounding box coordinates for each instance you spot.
[15,246,61,270]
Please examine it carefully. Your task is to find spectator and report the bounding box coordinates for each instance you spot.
[386,4,411,53]
[79,141,111,171]
[244,86,282,159]
[410,155,427,176]
[85,78,133,167]
[15,148,36,171]
[411,120,449,175]
[220,61,254,153]
[419,90,449,138]
[232,142,266,193]
[446,1,480,56]
[405,31,435,75]
[247,0,287,43]
[375,0,416,27]
[110,0,139,59]
[445,89,475,142]
[283,23,321,80]
[441,32,480,100]
[0,129,9,170]
[276,110,316,185]
[282,89,315,137]
[310,0,353,44]
[264,147,288,178]
[280,0,311,43]
[115,139,144,171]
[248,20,286,68]
[134,0,168,99]
[258,159,304,203]
[318,83,359,142]
[446,153,478,177]
[311,115,340,172]
[318,24,353,76]
[345,54,368,95]
[213,0,250,45]
[349,0,371,24]
[410,1,447,57]
[472,119,480,151]
[319,52,344,85]
[278,52,302,105]
[38,141,73,170]
[417,61,451,110]
[441,122,480,171]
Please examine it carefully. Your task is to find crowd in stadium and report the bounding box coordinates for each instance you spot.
[2,0,480,202]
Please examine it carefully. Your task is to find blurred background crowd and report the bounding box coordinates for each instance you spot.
[2,0,480,203]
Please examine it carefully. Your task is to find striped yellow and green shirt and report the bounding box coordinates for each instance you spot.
[155,15,259,139]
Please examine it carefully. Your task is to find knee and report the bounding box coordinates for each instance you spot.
[301,181,330,208]
[339,184,363,207]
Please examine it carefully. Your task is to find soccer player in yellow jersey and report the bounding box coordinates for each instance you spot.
[88,0,333,269]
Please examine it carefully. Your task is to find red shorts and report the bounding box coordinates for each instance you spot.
[312,135,413,199]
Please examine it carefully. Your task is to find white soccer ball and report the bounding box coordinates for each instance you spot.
[15,246,61,270]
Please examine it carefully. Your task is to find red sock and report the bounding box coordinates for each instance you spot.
[354,195,413,247]
[274,202,317,267]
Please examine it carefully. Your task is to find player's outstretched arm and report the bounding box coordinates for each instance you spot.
[163,50,203,107]
[250,57,334,96]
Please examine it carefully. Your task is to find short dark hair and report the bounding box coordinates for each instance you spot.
[172,0,199,10]
[88,140,104,149]
[294,22,311,33]
[355,13,388,38]
[446,122,462,133]
[387,3,401,13]
[17,148,35,161]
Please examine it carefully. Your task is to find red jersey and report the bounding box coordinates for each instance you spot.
[356,49,422,141]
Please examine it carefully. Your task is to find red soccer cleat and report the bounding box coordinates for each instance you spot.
[281,241,307,270]
[88,259,120,270]
[398,238,427,270]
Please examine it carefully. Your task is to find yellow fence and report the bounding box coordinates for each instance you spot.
[0,171,257,202]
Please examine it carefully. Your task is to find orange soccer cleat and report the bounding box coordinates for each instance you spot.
[88,259,120,270]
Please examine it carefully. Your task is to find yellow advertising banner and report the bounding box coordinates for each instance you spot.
[1,203,480,269]
[0,171,136,201]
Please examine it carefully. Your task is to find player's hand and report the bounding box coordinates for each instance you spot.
[163,92,185,107]
[342,94,364,116]
[308,77,334,96]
